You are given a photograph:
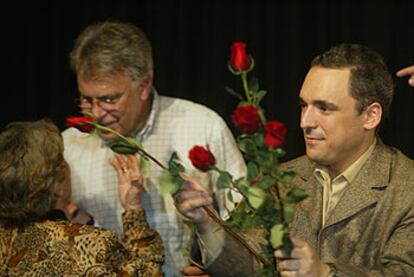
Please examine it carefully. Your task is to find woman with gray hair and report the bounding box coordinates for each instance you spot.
[0,119,164,276]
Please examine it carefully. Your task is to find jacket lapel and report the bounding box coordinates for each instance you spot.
[325,142,392,227]
[285,158,324,244]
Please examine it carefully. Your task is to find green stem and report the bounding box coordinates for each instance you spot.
[273,184,285,224]
[91,123,167,170]
[241,72,251,103]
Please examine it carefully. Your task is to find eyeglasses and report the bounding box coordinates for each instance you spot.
[74,94,123,111]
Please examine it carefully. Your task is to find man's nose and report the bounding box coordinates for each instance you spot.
[90,100,107,118]
[300,106,317,130]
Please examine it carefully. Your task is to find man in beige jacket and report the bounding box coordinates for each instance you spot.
[173,44,414,276]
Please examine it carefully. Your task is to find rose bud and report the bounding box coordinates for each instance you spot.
[189,145,216,172]
[230,42,252,72]
[65,116,96,133]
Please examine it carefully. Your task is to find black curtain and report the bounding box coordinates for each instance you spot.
[3,0,413,160]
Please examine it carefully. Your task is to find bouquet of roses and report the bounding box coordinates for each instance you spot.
[183,42,307,276]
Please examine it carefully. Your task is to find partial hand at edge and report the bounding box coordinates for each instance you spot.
[181,265,210,277]
[396,65,414,87]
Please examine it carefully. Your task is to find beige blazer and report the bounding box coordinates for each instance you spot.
[201,142,414,276]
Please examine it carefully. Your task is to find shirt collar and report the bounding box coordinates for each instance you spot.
[314,138,377,184]
[136,87,160,141]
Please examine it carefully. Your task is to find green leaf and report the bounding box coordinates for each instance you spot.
[140,156,150,177]
[216,171,233,189]
[282,235,294,255]
[270,224,284,249]
[246,162,259,181]
[253,133,265,147]
[253,90,267,105]
[280,170,296,184]
[256,175,275,190]
[159,170,182,195]
[224,86,243,100]
[283,206,295,224]
[109,142,139,154]
[227,189,234,202]
[238,137,257,157]
[247,186,266,209]
[234,178,249,196]
[168,152,185,174]
[285,187,308,204]
[274,147,286,158]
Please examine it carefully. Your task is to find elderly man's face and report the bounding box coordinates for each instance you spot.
[77,72,152,141]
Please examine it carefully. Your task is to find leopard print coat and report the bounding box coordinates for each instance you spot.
[0,209,164,276]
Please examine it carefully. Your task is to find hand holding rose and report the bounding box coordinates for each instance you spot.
[173,173,214,233]
[275,237,331,277]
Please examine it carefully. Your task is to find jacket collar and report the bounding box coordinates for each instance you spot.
[324,140,392,226]
[287,140,393,230]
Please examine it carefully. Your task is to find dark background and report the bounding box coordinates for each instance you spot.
[3,0,413,160]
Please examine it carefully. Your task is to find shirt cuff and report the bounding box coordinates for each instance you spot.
[196,223,225,267]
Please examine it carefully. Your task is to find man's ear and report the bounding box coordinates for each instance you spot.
[363,102,382,130]
[139,75,153,101]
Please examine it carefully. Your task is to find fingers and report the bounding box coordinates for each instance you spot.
[127,155,143,187]
[291,236,307,248]
[109,154,143,184]
[396,65,414,86]
[109,153,128,175]
[396,65,414,77]
[175,189,212,213]
[179,172,208,192]
[278,258,300,272]
[181,265,209,276]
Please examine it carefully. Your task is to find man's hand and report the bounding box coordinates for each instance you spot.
[109,153,144,210]
[173,173,214,233]
[274,237,331,277]
[396,65,414,87]
[181,265,210,277]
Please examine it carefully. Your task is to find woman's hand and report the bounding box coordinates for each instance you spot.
[109,153,144,210]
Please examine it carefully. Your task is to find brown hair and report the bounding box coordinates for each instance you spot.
[70,20,153,82]
[0,119,66,226]
[311,43,394,118]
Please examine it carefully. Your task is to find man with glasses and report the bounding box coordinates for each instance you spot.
[63,21,245,277]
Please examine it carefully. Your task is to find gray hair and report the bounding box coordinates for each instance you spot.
[70,21,153,82]
[0,119,65,226]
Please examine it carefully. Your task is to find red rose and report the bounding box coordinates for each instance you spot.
[232,105,261,134]
[230,42,251,72]
[189,145,216,172]
[65,116,96,133]
[264,120,287,148]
